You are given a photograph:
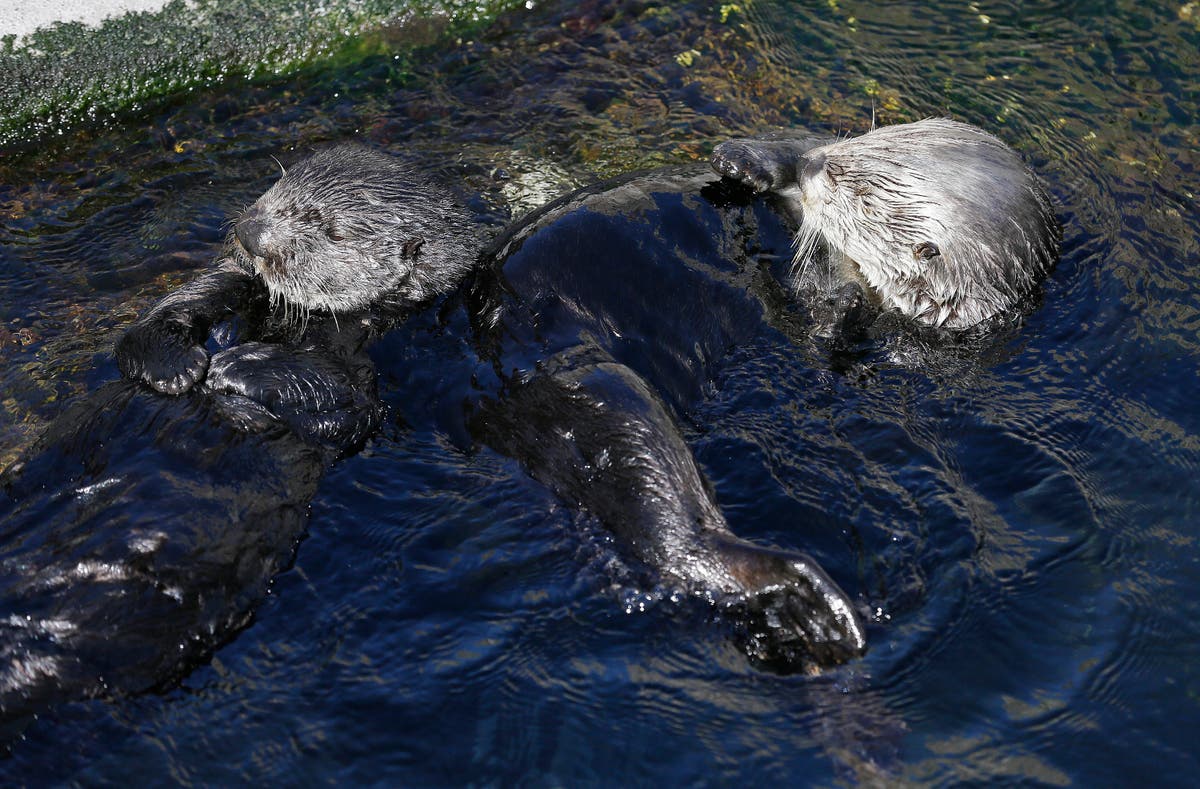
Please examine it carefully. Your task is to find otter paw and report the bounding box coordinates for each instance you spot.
[831,282,878,345]
[205,343,381,452]
[729,579,866,673]
[711,140,796,193]
[115,318,210,395]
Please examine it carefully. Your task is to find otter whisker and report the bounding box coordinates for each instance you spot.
[789,220,823,288]
[317,281,344,330]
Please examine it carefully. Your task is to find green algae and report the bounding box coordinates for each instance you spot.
[0,0,525,148]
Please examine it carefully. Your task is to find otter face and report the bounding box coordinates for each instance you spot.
[231,144,474,316]
[796,118,1059,329]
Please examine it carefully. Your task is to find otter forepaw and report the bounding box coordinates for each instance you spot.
[115,317,210,395]
[711,140,797,193]
[831,282,878,345]
[204,343,381,452]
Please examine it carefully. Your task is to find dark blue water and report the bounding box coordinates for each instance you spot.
[2,0,1199,784]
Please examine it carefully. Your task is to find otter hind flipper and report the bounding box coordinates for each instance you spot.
[715,537,867,672]
[470,354,864,670]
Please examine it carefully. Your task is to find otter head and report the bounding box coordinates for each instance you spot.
[231,144,475,315]
[795,118,1060,329]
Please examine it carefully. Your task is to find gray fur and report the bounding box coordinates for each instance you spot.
[230,144,475,316]
[714,119,1060,329]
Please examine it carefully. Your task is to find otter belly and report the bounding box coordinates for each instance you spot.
[0,338,380,721]
[461,169,867,670]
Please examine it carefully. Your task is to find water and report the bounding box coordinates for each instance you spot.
[1,0,1199,783]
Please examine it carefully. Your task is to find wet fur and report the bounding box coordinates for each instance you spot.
[2,142,882,723]
[713,118,1060,329]
[0,145,476,721]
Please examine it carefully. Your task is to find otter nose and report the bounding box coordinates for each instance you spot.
[235,212,270,258]
[800,151,827,182]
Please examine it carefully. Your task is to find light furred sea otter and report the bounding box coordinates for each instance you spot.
[713,118,1059,330]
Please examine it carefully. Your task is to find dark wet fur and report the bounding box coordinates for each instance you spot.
[460,169,867,671]
[0,144,475,724]
[0,310,391,723]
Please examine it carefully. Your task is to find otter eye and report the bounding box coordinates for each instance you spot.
[913,241,940,261]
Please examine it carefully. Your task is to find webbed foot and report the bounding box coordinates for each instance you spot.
[717,537,866,671]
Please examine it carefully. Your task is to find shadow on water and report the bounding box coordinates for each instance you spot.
[1,0,1199,783]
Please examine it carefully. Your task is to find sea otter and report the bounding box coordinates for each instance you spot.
[0,145,476,719]
[125,141,883,672]
[713,118,1060,329]
[129,146,871,672]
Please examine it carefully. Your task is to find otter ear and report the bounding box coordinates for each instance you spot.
[913,241,940,261]
[824,160,847,184]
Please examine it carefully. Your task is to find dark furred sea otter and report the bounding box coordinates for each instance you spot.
[126,143,872,673]
[0,146,476,720]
